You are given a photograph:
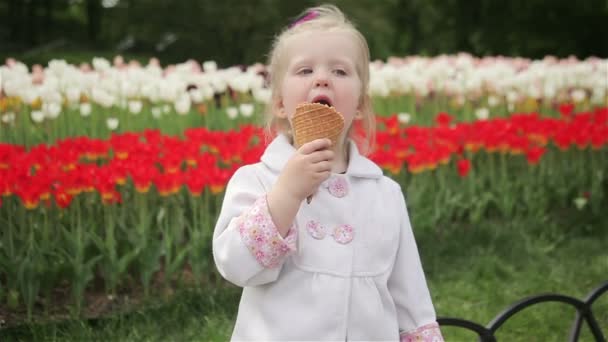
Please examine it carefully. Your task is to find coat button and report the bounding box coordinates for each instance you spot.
[306,220,326,239]
[332,224,354,244]
[325,176,348,198]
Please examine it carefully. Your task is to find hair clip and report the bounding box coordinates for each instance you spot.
[289,10,319,28]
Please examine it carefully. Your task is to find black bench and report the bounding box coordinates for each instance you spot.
[437,281,608,341]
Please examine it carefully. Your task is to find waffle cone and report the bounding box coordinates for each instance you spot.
[292,103,345,148]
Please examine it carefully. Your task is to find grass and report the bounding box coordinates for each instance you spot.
[1,211,607,341]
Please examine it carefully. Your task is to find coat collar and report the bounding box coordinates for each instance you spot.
[260,134,383,179]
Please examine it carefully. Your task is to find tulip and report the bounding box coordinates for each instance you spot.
[457,159,471,178]
[239,103,255,118]
[1,112,15,124]
[151,107,162,119]
[203,61,217,73]
[571,89,586,103]
[226,107,238,119]
[106,118,119,130]
[487,95,500,107]
[174,93,191,115]
[43,102,61,119]
[30,110,44,123]
[397,112,411,124]
[128,100,142,114]
[475,107,489,120]
[80,103,92,117]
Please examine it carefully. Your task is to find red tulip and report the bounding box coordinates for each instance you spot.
[525,146,546,165]
[457,159,471,178]
[435,112,453,127]
[53,188,73,209]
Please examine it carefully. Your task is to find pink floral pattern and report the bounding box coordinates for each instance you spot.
[325,176,349,198]
[238,196,297,268]
[332,224,354,244]
[306,220,327,239]
[400,322,444,342]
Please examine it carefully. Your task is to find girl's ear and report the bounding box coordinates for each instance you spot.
[355,94,369,120]
[274,97,287,118]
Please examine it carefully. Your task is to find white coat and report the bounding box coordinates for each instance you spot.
[213,134,440,341]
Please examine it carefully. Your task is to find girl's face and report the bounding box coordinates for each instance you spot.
[277,31,362,139]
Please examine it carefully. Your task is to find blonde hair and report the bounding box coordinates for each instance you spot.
[265,4,375,155]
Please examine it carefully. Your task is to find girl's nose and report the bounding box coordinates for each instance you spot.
[314,72,330,87]
[314,78,329,87]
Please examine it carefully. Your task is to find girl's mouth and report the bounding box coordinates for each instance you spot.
[312,95,332,107]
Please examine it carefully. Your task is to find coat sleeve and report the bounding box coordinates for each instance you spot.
[387,184,444,341]
[212,165,297,287]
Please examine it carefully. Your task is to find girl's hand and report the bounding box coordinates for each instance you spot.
[277,138,334,202]
[267,138,334,236]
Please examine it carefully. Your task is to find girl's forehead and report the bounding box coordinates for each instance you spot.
[283,30,359,63]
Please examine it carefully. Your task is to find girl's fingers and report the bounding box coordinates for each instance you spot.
[299,138,332,155]
[313,161,332,173]
[308,149,334,163]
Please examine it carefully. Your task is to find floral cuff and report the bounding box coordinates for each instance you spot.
[400,322,444,342]
[238,195,297,268]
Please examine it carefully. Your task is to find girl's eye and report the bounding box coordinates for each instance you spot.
[334,69,347,76]
[297,68,312,75]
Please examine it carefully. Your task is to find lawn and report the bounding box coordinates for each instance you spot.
[2,208,606,341]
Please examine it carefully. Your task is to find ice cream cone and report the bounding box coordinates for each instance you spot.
[292,102,344,203]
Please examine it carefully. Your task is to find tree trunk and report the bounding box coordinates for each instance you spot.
[86,0,102,43]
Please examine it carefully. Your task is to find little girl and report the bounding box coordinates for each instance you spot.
[213,5,444,341]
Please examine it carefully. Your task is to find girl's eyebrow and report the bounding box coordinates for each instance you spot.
[289,56,311,67]
[329,58,355,68]
[290,57,354,67]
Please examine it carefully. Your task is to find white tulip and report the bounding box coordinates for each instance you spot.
[80,103,92,117]
[397,112,411,124]
[573,197,587,210]
[31,110,45,123]
[571,89,586,102]
[369,75,389,97]
[229,74,251,94]
[48,59,68,77]
[40,88,62,104]
[203,61,218,73]
[189,88,204,103]
[65,87,81,104]
[128,100,143,114]
[151,107,162,119]
[43,102,62,119]
[163,104,171,114]
[22,88,39,105]
[158,80,180,102]
[591,87,606,104]
[121,80,138,98]
[475,107,490,120]
[174,93,191,115]
[540,82,554,98]
[201,85,215,101]
[252,88,271,104]
[506,90,519,104]
[487,95,500,107]
[92,87,115,108]
[106,117,119,130]
[92,57,111,72]
[527,85,541,99]
[210,75,227,93]
[143,84,160,103]
[239,103,255,118]
[1,112,15,124]
[226,106,239,119]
